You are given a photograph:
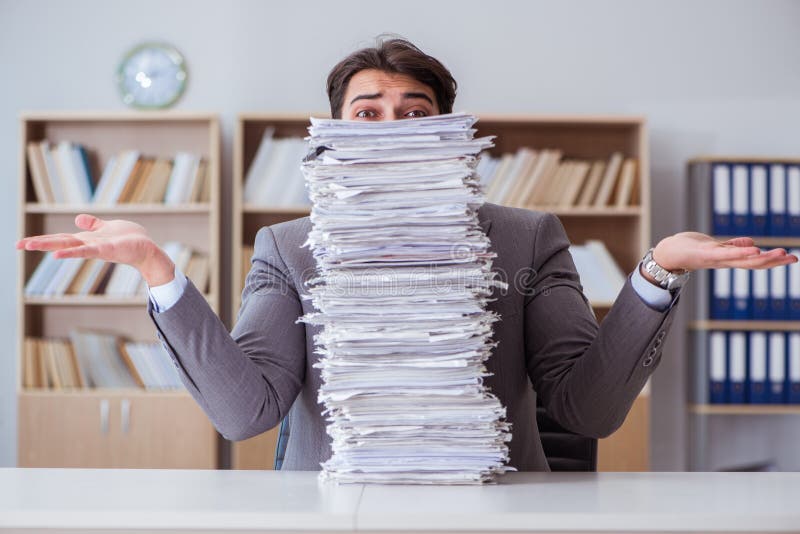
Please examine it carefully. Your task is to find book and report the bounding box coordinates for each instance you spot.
[164,152,200,204]
[614,158,637,207]
[243,127,276,203]
[576,160,606,206]
[118,158,152,203]
[133,158,172,203]
[26,142,55,203]
[558,160,591,207]
[189,160,207,203]
[22,337,40,388]
[593,152,623,207]
[39,141,66,203]
[94,150,140,204]
[537,161,569,206]
[483,153,514,203]
[520,149,561,207]
[568,240,626,303]
[185,252,210,294]
[496,148,537,206]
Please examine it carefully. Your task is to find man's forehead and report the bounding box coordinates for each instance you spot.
[345,69,434,97]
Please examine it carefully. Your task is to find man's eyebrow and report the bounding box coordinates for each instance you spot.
[349,93,382,105]
[348,92,434,105]
[402,92,434,104]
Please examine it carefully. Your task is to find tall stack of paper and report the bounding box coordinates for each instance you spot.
[300,113,512,484]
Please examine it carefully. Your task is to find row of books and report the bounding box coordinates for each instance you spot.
[479,150,638,208]
[710,252,800,320]
[22,332,183,390]
[242,129,309,207]
[568,240,627,303]
[27,140,209,204]
[708,331,800,404]
[25,242,209,297]
[709,161,800,237]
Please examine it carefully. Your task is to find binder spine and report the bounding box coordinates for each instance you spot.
[708,331,728,404]
[750,164,769,236]
[728,332,747,404]
[731,164,750,236]
[768,332,787,404]
[789,333,800,404]
[769,164,787,237]
[748,332,768,404]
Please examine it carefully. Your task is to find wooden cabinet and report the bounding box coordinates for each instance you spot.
[19,391,216,468]
[231,113,653,471]
[17,112,221,468]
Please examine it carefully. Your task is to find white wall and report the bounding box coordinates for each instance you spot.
[2,0,799,469]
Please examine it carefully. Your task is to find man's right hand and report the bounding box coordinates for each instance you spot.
[16,213,176,287]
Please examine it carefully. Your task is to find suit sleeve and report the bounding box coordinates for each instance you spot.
[148,226,306,441]
[523,213,678,438]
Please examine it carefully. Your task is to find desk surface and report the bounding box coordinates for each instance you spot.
[2,469,800,533]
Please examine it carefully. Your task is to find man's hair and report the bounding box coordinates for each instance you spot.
[326,37,457,119]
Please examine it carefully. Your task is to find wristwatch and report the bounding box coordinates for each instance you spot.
[641,248,691,291]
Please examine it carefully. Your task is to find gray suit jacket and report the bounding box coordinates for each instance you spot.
[148,203,677,471]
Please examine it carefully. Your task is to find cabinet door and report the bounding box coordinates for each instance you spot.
[19,393,115,468]
[597,393,650,471]
[231,426,279,470]
[113,394,217,469]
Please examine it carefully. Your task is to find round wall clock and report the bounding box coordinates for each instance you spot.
[116,42,188,109]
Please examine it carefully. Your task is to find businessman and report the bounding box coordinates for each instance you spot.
[17,38,796,471]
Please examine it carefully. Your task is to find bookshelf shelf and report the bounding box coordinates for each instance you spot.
[232,112,651,472]
[17,112,221,469]
[25,203,212,214]
[689,404,800,415]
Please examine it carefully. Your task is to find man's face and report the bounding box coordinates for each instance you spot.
[340,69,440,121]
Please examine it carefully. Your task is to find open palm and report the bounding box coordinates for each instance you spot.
[16,214,158,271]
[654,232,797,272]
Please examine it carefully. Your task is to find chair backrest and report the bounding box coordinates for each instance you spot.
[273,405,598,472]
[536,404,597,472]
[273,417,291,470]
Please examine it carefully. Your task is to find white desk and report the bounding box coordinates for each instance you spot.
[2,469,800,533]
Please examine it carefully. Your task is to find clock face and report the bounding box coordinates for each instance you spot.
[117,43,187,109]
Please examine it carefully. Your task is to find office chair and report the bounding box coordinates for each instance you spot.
[274,403,598,472]
[535,400,598,472]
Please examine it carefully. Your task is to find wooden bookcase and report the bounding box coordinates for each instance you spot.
[230,113,652,471]
[686,157,800,471]
[17,112,221,468]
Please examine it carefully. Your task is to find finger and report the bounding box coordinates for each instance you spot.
[705,245,763,263]
[19,234,85,251]
[52,244,101,259]
[75,213,103,232]
[726,250,793,270]
[721,237,756,247]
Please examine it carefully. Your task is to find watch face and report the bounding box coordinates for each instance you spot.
[117,42,187,109]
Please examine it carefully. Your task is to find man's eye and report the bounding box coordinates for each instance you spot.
[405,110,428,118]
[356,110,377,119]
